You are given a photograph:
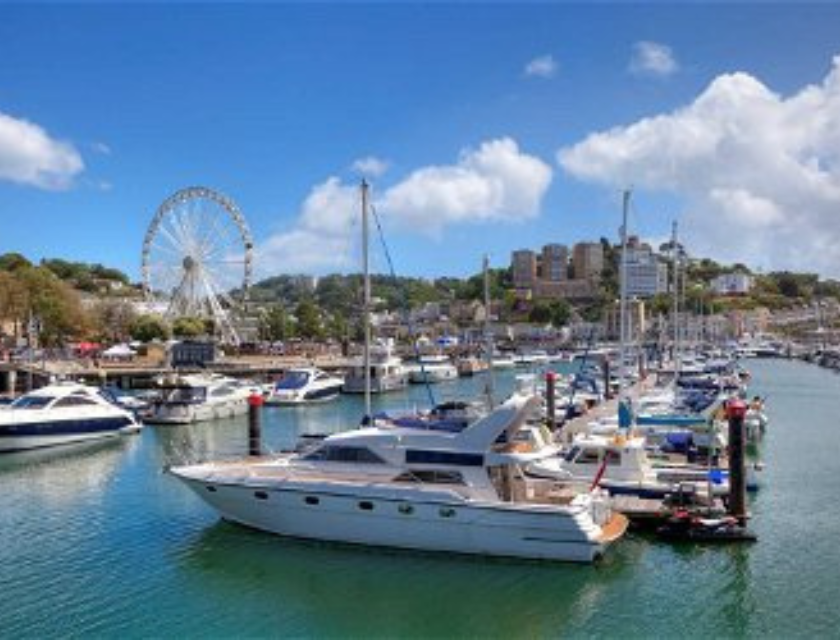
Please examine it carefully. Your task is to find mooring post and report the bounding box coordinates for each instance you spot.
[602,359,612,400]
[545,370,557,431]
[248,392,264,457]
[726,397,748,525]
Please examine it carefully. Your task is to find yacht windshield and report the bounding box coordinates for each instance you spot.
[11,396,53,410]
[162,387,206,403]
[275,371,310,390]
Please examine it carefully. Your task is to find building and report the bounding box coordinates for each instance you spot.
[622,241,668,298]
[534,279,597,300]
[603,299,648,341]
[711,273,753,295]
[541,244,568,282]
[512,249,538,289]
[572,243,604,280]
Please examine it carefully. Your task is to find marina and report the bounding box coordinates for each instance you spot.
[3,4,840,637]
[1,359,839,636]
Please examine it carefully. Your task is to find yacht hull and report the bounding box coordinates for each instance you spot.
[0,417,137,452]
[146,399,249,425]
[173,472,610,563]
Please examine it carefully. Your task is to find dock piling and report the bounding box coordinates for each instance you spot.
[248,393,264,457]
[726,398,748,524]
[545,371,557,430]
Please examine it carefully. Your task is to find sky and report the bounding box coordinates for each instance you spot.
[1,2,840,287]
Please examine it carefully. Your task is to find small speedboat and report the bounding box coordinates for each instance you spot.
[265,367,344,405]
[0,383,141,453]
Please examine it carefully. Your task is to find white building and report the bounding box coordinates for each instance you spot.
[711,273,753,295]
[622,244,668,298]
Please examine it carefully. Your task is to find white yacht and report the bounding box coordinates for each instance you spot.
[0,383,141,452]
[169,392,628,563]
[407,355,459,384]
[527,434,727,498]
[342,341,408,394]
[265,367,345,405]
[490,353,516,369]
[145,374,252,424]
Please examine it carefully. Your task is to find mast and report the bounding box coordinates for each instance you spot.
[618,190,631,407]
[671,220,680,379]
[483,254,494,407]
[361,179,372,419]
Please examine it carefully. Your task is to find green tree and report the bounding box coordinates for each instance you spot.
[295,299,323,339]
[258,305,290,341]
[17,266,91,346]
[130,314,171,342]
[548,299,572,327]
[528,301,552,324]
[91,299,137,343]
[0,252,32,272]
[172,316,207,339]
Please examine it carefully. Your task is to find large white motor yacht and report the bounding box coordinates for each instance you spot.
[0,382,141,452]
[265,367,345,405]
[170,392,628,563]
[342,340,408,394]
[145,374,252,424]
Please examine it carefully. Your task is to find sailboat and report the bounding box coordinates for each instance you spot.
[341,180,408,396]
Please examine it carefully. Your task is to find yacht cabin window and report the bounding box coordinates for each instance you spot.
[163,387,206,403]
[276,371,310,389]
[210,386,234,397]
[53,396,99,408]
[394,470,465,485]
[303,445,386,464]
[11,396,53,410]
[574,449,601,465]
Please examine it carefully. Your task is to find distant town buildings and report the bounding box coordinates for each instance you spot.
[512,249,538,289]
[572,242,603,281]
[711,272,754,295]
[512,241,604,301]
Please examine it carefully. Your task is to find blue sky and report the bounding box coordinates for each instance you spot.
[2,3,840,283]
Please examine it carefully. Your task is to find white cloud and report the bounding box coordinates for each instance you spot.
[629,41,678,78]
[524,55,557,79]
[0,110,84,189]
[257,177,358,275]
[351,156,389,178]
[558,55,840,276]
[259,138,553,274]
[379,138,552,232]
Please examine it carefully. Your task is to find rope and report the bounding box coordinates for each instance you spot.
[370,205,437,409]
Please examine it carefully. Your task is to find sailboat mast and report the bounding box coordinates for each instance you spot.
[483,254,494,407]
[671,221,680,378]
[361,179,372,419]
[618,189,631,404]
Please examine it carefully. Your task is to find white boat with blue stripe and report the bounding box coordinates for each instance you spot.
[265,367,344,405]
[0,382,141,453]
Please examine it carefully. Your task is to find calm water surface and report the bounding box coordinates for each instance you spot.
[2,361,839,638]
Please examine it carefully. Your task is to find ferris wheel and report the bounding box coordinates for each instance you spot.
[141,186,254,345]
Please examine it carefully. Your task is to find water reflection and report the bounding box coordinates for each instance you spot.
[0,436,136,508]
[178,520,639,637]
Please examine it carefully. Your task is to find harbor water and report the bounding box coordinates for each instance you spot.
[2,360,839,637]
